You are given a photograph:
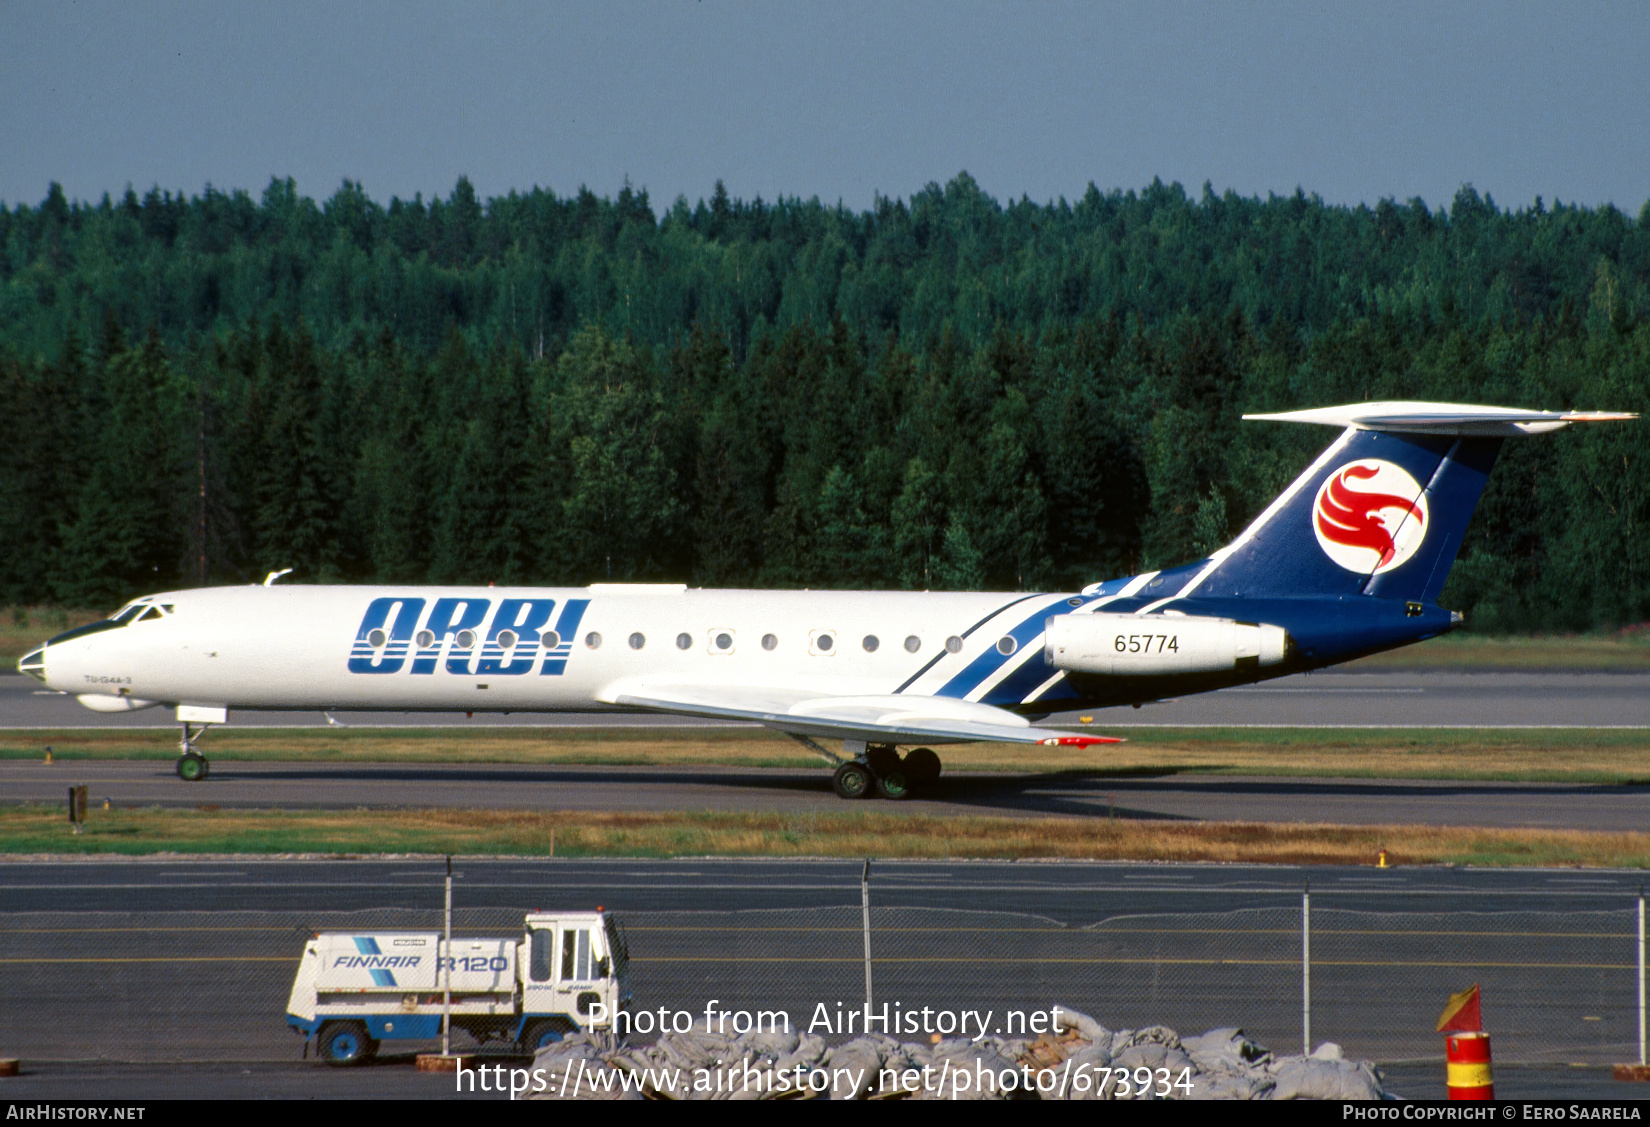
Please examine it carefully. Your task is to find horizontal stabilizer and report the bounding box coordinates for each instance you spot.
[1243,400,1636,436]
[597,680,1114,746]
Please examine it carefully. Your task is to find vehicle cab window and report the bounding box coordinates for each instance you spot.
[528,927,554,982]
[561,927,596,982]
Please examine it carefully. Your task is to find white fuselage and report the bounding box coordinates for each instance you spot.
[39,583,1066,715]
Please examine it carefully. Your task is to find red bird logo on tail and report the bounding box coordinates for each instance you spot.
[1313,461,1428,573]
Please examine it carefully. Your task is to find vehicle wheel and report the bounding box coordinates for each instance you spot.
[832,761,872,799]
[317,1021,374,1066]
[902,747,941,784]
[520,1018,574,1053]
[176,754,207,782]
[875,769,912,801]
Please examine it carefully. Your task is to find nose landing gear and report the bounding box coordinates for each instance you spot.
[175,720,212,781]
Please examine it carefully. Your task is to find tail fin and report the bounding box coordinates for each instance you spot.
[1183,402,1634,603]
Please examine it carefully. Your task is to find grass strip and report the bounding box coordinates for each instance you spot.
[5,726,1650,783]
[4,805,1648,867]
[1341,631,1650,670]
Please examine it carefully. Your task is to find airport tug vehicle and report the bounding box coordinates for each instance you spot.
[285,910,629,1064]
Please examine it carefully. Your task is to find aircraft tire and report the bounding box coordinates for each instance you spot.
[864,746,900,777]
[874,769,912,801]
[176,753,208,782]
[832,762,873,800]
[902,747,941,784]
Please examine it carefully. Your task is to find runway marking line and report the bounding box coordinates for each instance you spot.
[626,926,1637,939]
[0,927,312,933]
[0,956,294,963]
[627,957,1642,970]
[3,957,1636,976]
[5,924,1638,939]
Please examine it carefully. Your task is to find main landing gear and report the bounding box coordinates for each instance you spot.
[175,720,212,781]
[809,740,941,801]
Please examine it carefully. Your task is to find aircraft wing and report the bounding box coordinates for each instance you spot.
[596,681,1120,746]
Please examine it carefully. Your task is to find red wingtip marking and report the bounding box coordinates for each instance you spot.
[1040,736,1125,746]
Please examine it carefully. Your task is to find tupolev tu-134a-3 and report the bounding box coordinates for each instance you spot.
[18,401,1635,799]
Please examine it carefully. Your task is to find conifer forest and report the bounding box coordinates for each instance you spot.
[2,173,1647,630]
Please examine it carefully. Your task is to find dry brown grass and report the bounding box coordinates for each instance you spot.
[5,725,1648,782]
[1342,630,1650,669]
[4,804,1648,867]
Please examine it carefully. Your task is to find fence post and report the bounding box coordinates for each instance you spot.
[1302,877,1312,1057]
[862,859,873,1011]
[1638,885,1645,1068]
[443,855,453,1059]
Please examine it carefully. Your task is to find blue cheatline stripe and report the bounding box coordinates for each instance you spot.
[936,595,1098,700]
[892,594,1043,694]
[984,648,1070,706]
[353,937,381,955]
[369,968,397,987]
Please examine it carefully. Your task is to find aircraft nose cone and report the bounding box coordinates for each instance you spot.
[18,645,46,682]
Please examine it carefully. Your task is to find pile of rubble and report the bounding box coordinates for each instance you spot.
[529,1008,1393,1100]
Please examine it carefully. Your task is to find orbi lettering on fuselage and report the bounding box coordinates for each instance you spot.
[348,597,589,676]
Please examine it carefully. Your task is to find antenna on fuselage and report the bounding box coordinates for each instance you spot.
[263,568,294,586]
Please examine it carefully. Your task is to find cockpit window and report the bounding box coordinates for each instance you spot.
[136,607,164,623]
[110,604,148,625]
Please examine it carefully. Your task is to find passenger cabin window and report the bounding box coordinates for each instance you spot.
[529,928,554,982]
[904,635,921,653]
[585,632,603,649]
[761,634,777,651]
[561,928,596,981]
[676,633,692,650]
[629,632,646,650]
[862,635,878,652]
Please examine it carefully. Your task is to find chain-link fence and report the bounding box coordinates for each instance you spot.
[2,897,1644,1065]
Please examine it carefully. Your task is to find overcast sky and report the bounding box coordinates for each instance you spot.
[5,1,1647,215]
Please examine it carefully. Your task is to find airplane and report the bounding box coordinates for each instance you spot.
[17,400,1635,800]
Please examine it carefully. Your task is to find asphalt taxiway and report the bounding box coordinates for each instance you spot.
[5,758,1649,830]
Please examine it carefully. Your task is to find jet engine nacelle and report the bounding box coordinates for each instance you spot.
[1045,613,1290,676]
